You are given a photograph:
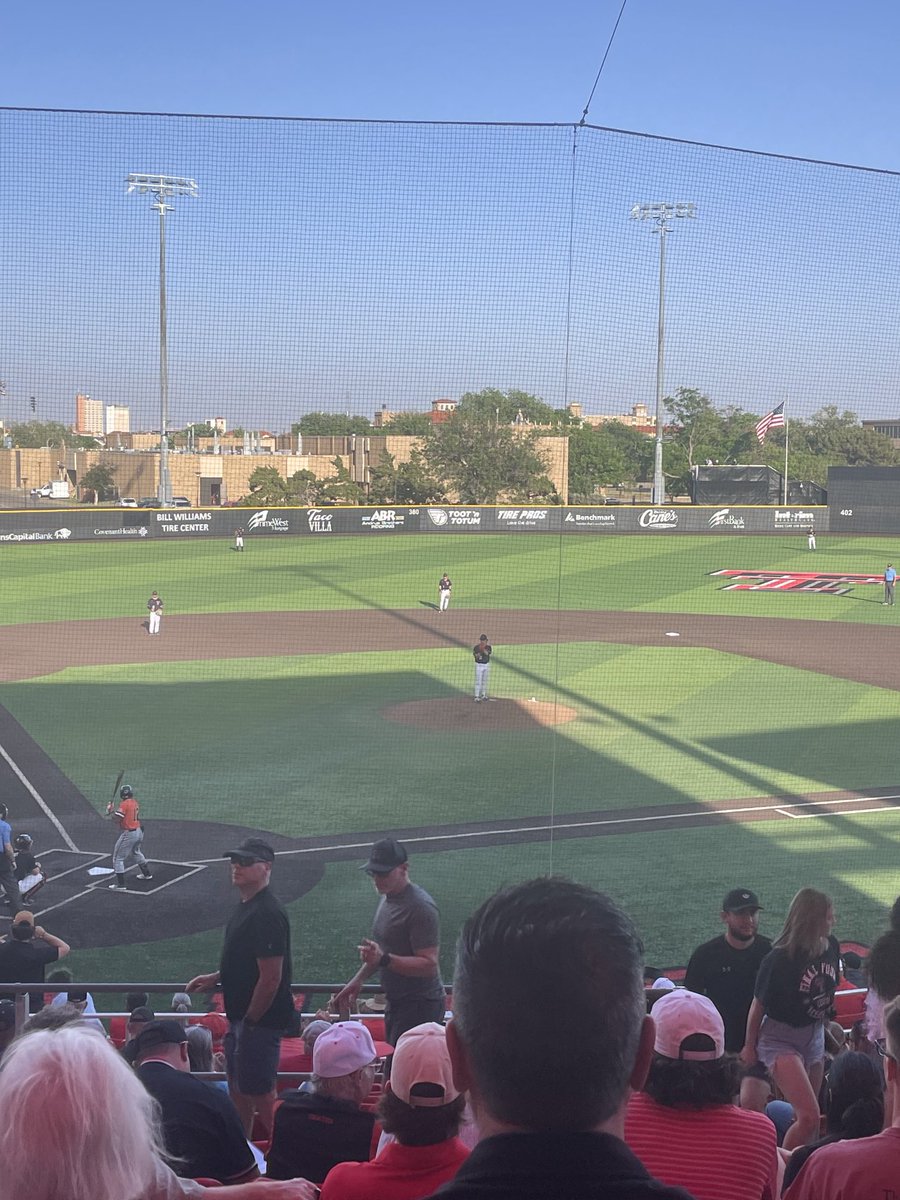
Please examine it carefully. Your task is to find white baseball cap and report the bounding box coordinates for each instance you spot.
[390,1022,460,1108]
[651,989,725,1061]
[312,1021,377,1078]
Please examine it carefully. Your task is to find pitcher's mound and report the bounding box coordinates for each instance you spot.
[383,697,579,732]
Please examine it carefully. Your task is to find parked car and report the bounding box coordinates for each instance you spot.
[118,497,138,508]
[138,498,162,508]
[169,496,192,508]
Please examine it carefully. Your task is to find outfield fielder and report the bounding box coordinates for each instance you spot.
[106,785,153,891]
[234,527,245,551]
[147,591,163,635]
[473,634,492,702]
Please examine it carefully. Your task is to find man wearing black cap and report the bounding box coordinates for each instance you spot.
[684,887,772,1108]
[332,837,444,1049]
[186,837,293,1137]
[133,1018,260,1184]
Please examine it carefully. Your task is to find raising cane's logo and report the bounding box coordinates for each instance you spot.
[638,509,678,529]
[711,569,883,595]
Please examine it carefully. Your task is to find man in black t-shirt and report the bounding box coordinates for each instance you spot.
[0,909,70,1012]
[134,1019,258,1184]
[186,837,293,1138]
[684,887,772,1109]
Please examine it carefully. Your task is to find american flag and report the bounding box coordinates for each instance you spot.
[755,402,785,444]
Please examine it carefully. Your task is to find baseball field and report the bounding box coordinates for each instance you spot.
[1,526,898,993]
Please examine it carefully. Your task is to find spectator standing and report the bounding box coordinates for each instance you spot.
[421,877,694,1200]
[741,887,840,1149]
[783,998,900,1199]
[266,1021,378,1184]
[186,837,294,1137]
[0,1023,317,1200]
[683,887,772,1108]
[625,990,778,1200]
[134,1019,259,1185]
[0,910,69,1011]
[333,838,445,1050]
[320,1021,469,1200]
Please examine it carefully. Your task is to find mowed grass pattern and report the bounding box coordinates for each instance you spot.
[1,527,899,979]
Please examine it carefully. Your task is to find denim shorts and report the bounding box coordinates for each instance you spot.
[223,1019,282,1095]
[757,1016,824,1071]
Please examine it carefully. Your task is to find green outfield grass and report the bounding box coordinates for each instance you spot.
[2,529,898,983]
[1,531,896,625]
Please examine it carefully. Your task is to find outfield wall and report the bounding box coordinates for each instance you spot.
[0,505,827,544]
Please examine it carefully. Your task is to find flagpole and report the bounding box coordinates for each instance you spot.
[783,401,789,506]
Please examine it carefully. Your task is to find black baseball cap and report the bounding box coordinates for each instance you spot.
[133,1019,188,1056]
[223,838,275,865]
[128,1005,156,1024]
[722,888,762,913]
[361,837,408,875]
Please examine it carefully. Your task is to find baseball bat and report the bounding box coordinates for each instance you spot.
[112,769,125,798]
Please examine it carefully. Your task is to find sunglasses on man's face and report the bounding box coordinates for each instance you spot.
[230,856,258,868]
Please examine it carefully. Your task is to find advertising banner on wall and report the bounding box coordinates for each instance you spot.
[0,505,828,544]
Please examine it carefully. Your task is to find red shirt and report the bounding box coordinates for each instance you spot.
[319,1136,469,1200]
[783,1127,900,1200]
[625,1091,777,1200]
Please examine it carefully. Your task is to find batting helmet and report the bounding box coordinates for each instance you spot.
[119,785,133,800]
[13,834,32,852]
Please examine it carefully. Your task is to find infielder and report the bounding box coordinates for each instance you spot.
[473,634,492,702]
[234,527,244,552]
[438,572,452,612]
[106,784,153,891]
[147,591,163,635]
[807,525,816,551]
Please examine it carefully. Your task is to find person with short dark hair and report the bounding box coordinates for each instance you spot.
[472,635,492,702]
[319,1022,468,1200]
[781,1050,884,1191]
[266,1021,378,1184]
[134,1018,259,1184]
[332,838,444,1050]
[684,887,772,1109]
[0,909,69,1011]
[186,837,294,1137]
[783,998,900,1199]
[625,990,778,1200]
[422,877,694,1200]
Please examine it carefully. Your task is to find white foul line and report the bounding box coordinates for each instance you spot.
[191,792,900,863]
[0,742,78,850]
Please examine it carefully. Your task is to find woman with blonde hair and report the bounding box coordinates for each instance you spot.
[0,1023,316,1200]
[741,888,840,1150]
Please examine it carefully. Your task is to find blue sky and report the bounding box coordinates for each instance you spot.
[2,2,899,429]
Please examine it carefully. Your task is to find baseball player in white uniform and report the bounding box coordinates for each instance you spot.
[147,591,163,635]
[438,573,452,613]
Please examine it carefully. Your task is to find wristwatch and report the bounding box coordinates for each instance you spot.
[379,951,391,969]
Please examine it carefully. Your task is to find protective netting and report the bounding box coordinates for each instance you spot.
[2,108,899,427]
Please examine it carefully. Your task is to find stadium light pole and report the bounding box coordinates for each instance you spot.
[630,202,697,505]
[126,174,199,505]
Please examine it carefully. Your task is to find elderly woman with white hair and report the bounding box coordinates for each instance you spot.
[0,1023,316,1200]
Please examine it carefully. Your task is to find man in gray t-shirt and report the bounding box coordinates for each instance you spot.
[332,837,445,1049]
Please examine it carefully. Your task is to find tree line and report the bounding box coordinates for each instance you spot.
[9,388,897,505]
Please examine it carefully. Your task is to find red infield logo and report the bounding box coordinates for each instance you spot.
[711,570,883,595]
